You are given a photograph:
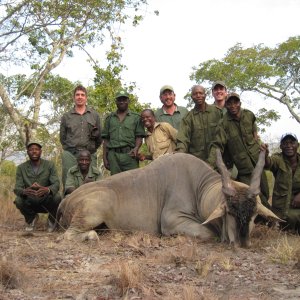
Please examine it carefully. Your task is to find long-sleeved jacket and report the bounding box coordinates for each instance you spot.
[266,152,300,217]
[60,106,102,154]
[176,104,222,161]
[14,159,60,197]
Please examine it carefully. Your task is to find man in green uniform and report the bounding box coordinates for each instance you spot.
[64,150,101,195]
[14,141,61,232]
[176,85,222,162]
[102,90,146,175]
[212,81,228,111]
[207,92,269,207]
[262,133,300,232]
[60,85,102,188]
[155,85,188,130]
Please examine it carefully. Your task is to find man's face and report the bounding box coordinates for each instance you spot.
[160,90,175,108]
[191,86,206,106]
[74,90,87,107]
[78,154,91,172]
[212,85,227,102]
[116,97,129,111]
[280,138,299,157]
[141,111,155,130]
[225,98,241,117]
[27,145,42,161]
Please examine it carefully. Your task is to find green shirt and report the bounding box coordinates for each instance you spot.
[65,165,101,190]
[267,153,300,217]
[101,110,145,148]
[176,104,222,161]
[208,108,260,175]
[155,105,188,130]
[14,159,60,197]
[60,106,102,154]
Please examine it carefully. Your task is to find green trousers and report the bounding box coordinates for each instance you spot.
[108,150,139,175]
[14,193,61,224]
[61,150,97,189]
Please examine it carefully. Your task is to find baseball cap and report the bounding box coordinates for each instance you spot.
[26,141,42,149]
[160,85,174,95]
[280,133,298,143]
[226,92,240,102]
[212,81,227,90]
[115,90,129,99]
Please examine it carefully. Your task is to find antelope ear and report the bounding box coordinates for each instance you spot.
[256,200,285,222]
[202,203,226,225]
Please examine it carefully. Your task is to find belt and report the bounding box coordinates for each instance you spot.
[110,146,132,154]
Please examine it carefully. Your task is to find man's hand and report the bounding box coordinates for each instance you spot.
[103,157,110,170]
[292,193,300,208]
[128,147,139,158]
[24,182,50,198]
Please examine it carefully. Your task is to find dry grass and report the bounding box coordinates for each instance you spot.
[113,261,144,297]
[0,256,26,290]
[268,233,300,264]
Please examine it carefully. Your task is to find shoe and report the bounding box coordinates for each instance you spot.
[25,214,39,232]
[47,219,56,233]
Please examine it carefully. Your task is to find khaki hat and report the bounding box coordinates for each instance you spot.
[115,90,129,99]
[212,81,227,90]
[280,133,298,143]
[160,85,174,95]
[26,141,42,148]
[226,92,240,102]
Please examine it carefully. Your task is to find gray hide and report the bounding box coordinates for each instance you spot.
[57,152,281,246]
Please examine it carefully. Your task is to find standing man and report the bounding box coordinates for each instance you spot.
[263,133,300,231]
[176,85,222,162]
[102,90,145,175]
[60,85,102,188]
[207,92,269,207]
[64,150,102,196]
[14,141,61,232]
[155,85,188,130]
[212,81,227,111]
[139,109,177,161]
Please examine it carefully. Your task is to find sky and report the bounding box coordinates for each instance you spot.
[47,0,300,141]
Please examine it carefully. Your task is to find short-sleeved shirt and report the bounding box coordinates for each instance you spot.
[65,165,101,190]
[176,104,222,161]
[145,122,177,160]
[14,159,60,197]
[155,105,188,130]
[267,153,300,217]
[101,110,145,148]
[60,106,102,154]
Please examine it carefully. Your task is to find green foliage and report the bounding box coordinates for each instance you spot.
[191,36,300,127]
[0,160,16,177]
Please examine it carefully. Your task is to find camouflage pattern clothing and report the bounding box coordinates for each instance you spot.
[266,152,300,226]
[155,105,188,130]
[14,159,61,224]
[176,104,222,162]
[102,110,145,175]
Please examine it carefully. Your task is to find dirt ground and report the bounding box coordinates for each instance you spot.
[0,215,300,300]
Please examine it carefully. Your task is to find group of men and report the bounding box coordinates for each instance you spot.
[14,82,300,234]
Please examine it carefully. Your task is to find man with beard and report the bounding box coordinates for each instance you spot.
[176,85,222,162]
[14,141,61,232]
[262,133,300,232]
[207,92,270,208]
[155,85,188,130]
[102,90,145,175]
[64,150,101,195]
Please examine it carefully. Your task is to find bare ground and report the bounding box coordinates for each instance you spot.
[0,215,300,300]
